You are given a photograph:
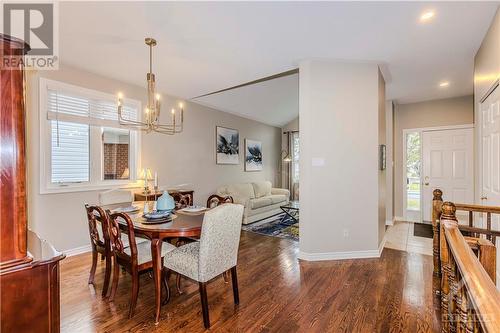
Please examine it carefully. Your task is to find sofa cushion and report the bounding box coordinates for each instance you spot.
[250,197,273,209]
[268,194,287,205]
[252,181,272,198]
[224,183,255,200]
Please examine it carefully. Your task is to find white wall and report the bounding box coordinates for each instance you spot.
[26,64,281,252]
[298,60,384,260]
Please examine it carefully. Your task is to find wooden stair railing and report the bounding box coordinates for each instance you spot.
[432,189,500,297]
[439,202,500,332]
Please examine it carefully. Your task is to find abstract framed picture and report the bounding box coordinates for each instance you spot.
[245,139,263,171]
[216,126,239,164]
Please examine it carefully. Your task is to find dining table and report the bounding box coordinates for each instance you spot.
[102,201,206,324]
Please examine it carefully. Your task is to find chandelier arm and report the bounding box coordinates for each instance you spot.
[153,124,183,131]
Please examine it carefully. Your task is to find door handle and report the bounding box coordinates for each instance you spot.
[481,196,488,200]
[424,176,429,186]
[424,182,429,186]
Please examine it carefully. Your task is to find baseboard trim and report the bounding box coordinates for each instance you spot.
[385,219,394,226]
[379,235,387,256]
[394,216,405,222]
[65,244,92,257]
[298,248,380,261]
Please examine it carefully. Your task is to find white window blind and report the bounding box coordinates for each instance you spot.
[46,89,138,127]
[51,120,90,183]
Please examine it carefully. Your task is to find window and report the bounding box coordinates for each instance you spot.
[405,131,421,211]
[40,78,140,193]
[102,127,130,180]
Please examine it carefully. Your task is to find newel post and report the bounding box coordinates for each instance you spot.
[440,201,458,333]
[432,189,443,297]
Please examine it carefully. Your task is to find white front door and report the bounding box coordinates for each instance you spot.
[422,128,474,222]
[480,85,500,228]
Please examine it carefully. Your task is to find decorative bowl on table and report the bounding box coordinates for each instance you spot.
[156,191,176,211]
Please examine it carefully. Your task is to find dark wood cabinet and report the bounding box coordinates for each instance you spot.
[0,33,65,333]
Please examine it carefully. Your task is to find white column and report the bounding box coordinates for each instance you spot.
[298,60,384,260]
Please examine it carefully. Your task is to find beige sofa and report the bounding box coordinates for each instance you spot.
[217,181,289,224]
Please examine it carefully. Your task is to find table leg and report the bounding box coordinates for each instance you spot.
[151,238,162,324]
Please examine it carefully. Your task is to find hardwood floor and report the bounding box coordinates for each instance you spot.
[60,231,441,332]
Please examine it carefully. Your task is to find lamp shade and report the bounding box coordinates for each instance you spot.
[139,168,154,180]
[282,150,292,162]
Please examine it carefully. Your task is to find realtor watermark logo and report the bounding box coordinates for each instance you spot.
[2,2,59,70]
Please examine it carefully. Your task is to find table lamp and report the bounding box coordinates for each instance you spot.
[139,168,154,194]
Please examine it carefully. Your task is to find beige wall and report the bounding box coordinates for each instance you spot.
[474,8,500,204]
[393,96,474,218]
[299,60,383,259]
[474,8,500,105]
[378,70,386,245]
[385,100,394,223]
[26,64,281,251]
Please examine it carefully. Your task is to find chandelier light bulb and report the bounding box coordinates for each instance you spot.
[156,94,161,101]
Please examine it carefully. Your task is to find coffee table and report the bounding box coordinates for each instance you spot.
[280,201,299,223]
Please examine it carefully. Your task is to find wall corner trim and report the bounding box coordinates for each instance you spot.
[298,248,381,261]
[64,244,92,257]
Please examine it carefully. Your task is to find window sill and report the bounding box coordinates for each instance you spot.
[39,181,142,195]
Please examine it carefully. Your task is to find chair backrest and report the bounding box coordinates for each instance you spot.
[85,204,111,251]
[107,211,138,264]
[99,189,134,206]
[198,204,244,282]
[206,195,234,209]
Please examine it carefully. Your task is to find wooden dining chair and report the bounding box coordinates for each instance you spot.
[85,204,113,298]
[206,194,234,208]
[163,204,244,329]
[107,211,176,318]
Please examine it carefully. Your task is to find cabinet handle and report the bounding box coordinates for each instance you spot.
[481,196,488,200]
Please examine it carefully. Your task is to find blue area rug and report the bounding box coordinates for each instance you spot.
[242,214,298,241]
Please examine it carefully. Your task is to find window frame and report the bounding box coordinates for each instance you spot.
[39,78,141,194]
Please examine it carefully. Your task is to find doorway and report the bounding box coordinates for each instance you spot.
[403,126,474,223]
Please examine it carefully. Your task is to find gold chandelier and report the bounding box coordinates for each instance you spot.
[117,37,184,135]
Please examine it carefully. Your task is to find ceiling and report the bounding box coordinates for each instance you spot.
[194,73,299,127]
[59,2,499,127]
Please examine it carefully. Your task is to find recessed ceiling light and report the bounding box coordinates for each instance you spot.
[420,11,435,22]
[439,81,450,87]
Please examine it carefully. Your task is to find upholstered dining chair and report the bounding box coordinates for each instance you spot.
[175,194,236,294]
[107,211,176,318]
[84,204,113,298]
[98,188,134,206]
[98,189,148,248]
[163,204,244,329]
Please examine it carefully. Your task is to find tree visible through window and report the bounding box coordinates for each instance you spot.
[406,132,421,211]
